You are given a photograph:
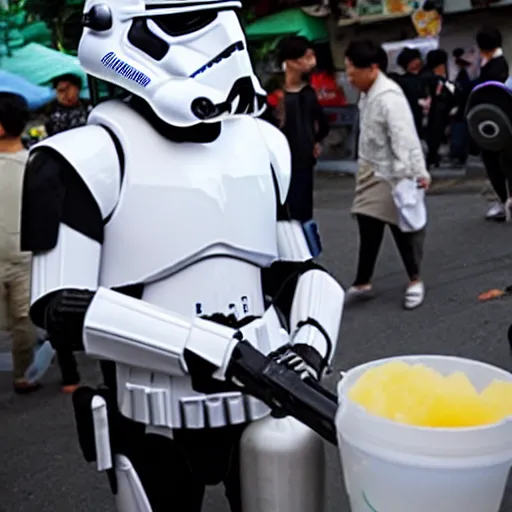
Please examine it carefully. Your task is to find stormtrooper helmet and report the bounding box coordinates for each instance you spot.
[78,0,267,126]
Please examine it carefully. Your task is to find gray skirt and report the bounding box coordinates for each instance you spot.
[351,172,399,226]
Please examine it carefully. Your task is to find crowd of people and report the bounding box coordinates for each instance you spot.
[0,26,511,393]
[387,27,510,221]
[262,26,511,312]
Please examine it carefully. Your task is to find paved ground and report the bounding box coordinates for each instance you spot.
[2,175,512,512]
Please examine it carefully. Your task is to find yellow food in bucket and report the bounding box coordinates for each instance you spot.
[348,362,512,427]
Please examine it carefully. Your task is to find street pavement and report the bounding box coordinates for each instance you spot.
[2,175,512,512]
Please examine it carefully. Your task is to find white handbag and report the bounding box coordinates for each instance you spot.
[392,178,427,232]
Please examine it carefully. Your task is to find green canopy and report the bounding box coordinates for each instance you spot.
[0,42,87,86]
[20,21,52,46]
[245,8,328,42]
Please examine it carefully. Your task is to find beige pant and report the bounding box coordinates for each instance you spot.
[1,261,36,380]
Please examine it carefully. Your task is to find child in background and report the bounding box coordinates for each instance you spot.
[45,74,90,137]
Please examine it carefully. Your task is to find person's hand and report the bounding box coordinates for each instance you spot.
[417,176,431,190]
[418,97,431,114]
[313,143,322,159]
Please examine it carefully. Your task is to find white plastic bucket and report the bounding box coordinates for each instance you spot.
[336,355,512,512]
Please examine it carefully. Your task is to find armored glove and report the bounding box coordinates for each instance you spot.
[269,344,324,382]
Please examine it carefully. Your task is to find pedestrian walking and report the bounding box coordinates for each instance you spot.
[344,40,431,310]
[473,27,511,221]
[0,92,40,393]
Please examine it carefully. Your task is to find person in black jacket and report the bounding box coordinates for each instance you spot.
[424,49,457,169]
[395,48,428,138]
[475,27,511,221]
[274,36,330,223]
[449,48,472,167]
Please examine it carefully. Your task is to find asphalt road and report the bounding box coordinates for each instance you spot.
[2,176,512,512]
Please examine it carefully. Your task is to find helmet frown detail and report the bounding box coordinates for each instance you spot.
[79,0,266,126]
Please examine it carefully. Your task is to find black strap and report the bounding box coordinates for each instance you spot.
[295,317,333,374]
[270,164,290,221]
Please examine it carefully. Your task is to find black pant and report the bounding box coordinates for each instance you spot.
[426,129,443,168]
[287,164,314,223]
[450,120,469,164]
[55,347,80,385]
[354,214,425,286]
[122,423,245,512]
[481,150,512,204]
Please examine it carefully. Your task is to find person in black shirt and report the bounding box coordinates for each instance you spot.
[474,27,511,221]
[449,48,472,167]
[274,36,330,223]
[424,49,457,169]
[45,73,90,137]
[395,48,427,138]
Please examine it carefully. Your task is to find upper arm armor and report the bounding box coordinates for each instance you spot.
[255,119,291,206]
[21,125,122,252]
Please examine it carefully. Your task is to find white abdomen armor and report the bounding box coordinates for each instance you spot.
[88,101,285,432]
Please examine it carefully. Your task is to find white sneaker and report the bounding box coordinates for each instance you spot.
[404,281,425,310]
[345,285,375,304]
[486,202,506,221]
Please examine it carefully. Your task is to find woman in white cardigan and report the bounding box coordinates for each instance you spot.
[344,40,432,310]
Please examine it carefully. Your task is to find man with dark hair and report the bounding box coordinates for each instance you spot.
[395,47,427,137]
[45,73,90,137]
[0,92,39,393]
[274,35,330,224]
[474,27,511,221]
[476,26,508,83]
[423,48,457,168]
[344,40,431,310]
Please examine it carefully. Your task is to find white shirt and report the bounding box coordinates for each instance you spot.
[0,149,30,262]
[357,72,430,185]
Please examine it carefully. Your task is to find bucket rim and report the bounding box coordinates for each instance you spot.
[337,354,512,434]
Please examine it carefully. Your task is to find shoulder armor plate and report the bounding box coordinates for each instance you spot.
[255,119,291,205]
[33,125,121,219]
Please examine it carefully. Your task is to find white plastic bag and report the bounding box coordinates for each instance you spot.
[392,178,427,232]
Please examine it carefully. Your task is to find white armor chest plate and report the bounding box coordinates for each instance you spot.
[89,101,278,290]
[87,101,285,432]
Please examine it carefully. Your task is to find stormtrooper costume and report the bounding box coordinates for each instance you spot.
[20,1,344,510]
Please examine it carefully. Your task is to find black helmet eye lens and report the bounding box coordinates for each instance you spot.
[152,11,218,37]
[83,4,113,31]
